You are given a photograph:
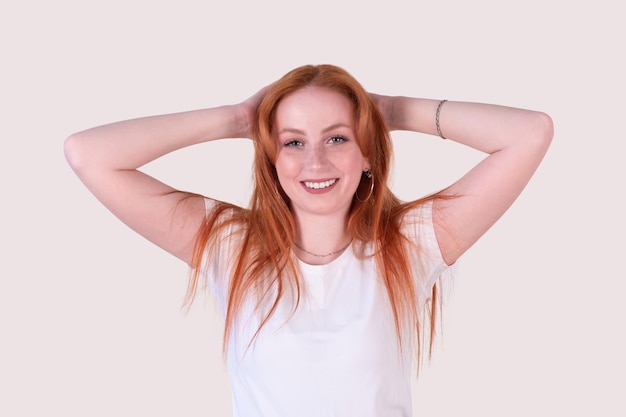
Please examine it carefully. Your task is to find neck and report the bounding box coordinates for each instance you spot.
[292,211,351,265]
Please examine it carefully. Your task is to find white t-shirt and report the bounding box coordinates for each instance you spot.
[202,200,449,417]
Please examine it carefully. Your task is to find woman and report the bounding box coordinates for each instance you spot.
[64,64,553,416]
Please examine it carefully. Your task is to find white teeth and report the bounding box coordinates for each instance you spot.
[304,179,336,189]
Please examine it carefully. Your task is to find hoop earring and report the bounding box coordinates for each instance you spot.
[355,169,374,202]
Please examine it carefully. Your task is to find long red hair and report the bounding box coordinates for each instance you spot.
[186,64,440,362]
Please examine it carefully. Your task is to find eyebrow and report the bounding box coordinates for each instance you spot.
[278,123,351,135]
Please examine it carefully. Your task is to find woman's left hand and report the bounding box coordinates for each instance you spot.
[370,93,398,131]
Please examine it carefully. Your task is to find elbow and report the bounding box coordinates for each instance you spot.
[63,132,88,174]
[531,111,554,152]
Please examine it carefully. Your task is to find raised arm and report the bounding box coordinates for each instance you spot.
[64,88,265,264]
[374,95,553,265]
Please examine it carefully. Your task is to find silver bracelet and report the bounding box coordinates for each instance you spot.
[435,99,448,139]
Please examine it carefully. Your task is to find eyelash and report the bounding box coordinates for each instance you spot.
[329,135,348,144]
[284,140,303,147]
[283,136,348,148]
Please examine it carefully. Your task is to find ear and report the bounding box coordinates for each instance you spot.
[363,156,371,172]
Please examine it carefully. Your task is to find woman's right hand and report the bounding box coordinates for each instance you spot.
[236,83,272,139]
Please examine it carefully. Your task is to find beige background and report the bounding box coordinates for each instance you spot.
[1,0,624,415]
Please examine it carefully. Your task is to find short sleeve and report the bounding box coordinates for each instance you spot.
[400,200,452,307]
[199,198,241,315]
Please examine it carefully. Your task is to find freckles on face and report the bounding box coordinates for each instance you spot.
[272,86,369,216]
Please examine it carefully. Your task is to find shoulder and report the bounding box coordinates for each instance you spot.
[204,196,248,236]
[199,199,248,306]
[400,198,445,265]
[400,199,451,282]
[400,199,436,241]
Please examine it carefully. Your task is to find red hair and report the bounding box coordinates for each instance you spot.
[186,64,441,363]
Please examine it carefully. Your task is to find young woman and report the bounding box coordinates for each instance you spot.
[64,64,553,416]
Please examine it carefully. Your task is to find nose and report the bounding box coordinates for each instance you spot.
[306,144,328,168]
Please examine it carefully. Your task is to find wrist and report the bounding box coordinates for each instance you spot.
[222,103,253,139]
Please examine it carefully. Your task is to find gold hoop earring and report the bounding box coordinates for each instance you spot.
[355,169,374,202]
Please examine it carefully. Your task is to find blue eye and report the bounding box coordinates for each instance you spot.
[284,140,303,147]
[329,135,347,144]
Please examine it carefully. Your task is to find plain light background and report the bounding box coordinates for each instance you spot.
[1,1,624,416]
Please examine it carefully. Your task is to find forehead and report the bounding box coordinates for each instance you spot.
[274,86,354,128]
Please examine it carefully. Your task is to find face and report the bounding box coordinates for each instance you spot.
[274,86,369,219]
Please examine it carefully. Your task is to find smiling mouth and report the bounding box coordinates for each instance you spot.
[303,179,337,189]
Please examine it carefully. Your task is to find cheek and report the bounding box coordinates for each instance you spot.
[274,153,298,182]
[341,150,368,173]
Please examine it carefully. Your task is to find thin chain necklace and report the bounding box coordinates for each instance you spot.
[293,240,352,258]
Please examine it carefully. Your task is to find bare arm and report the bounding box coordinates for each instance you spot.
[64,89,265,264]
[374,95,554,265]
